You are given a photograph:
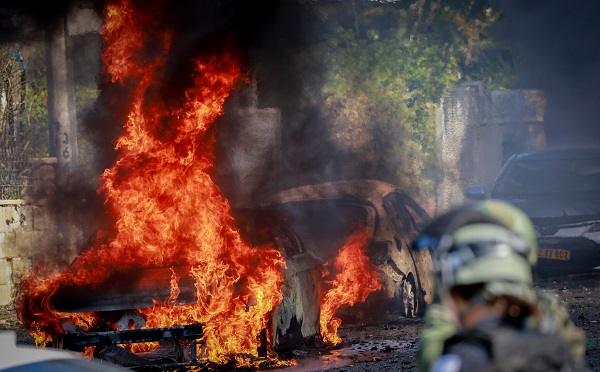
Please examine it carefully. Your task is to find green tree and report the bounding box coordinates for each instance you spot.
[306,1,512,195]
[21,44,50,158]
[0,43,50,158]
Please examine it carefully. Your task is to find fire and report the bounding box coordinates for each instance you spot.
[81,347,95,359]
[319,223,383,346]
[17,0,285,365]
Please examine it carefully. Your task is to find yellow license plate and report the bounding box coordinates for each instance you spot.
[538,248,571,261]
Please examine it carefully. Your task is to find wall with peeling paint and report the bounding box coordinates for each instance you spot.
[435,82,547,214]
[0,159,59,306]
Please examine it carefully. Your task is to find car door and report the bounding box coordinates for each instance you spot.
[382,192,434,314]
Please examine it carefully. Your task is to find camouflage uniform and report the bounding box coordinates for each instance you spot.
[414,200,586,372]
[417,301,455,372]
[418,294,586,372]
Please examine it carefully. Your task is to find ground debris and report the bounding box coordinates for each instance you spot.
[2,277,600,371]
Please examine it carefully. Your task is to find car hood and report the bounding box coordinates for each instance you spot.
[494,193,600,219]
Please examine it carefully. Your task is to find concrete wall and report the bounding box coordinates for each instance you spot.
[217,81,282,208]
[436,82,546,214]
[0,159,59,306]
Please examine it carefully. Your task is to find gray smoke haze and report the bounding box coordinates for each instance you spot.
[498,0,600,146]
[0,0,104,44]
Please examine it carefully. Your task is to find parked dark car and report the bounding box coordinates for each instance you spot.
[466,147,600,277]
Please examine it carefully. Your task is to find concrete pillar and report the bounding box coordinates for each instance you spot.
[45,13,80,261]
[218,81,282,208]
[46,14,78,181]
[44,4,101,262]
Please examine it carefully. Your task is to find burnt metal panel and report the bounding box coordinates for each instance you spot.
[58,323,204,349]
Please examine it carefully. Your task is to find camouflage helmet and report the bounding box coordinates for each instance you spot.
[414,200,538,302]
[474,199,537,265]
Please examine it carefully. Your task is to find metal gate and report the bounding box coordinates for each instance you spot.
[0,48,28,200]
[0,146,27,200]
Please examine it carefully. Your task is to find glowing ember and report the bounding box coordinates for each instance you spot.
[319,223,383,346]
[17,0,285,365]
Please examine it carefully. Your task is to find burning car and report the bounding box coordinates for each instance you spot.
[24,179,432,369]
[465,147,600,277]
[259,180,433,315]
[240,179,434,348]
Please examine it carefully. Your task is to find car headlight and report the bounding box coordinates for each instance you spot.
[584,222,600,243]
[587,222,600,232]
[554,226,589,237]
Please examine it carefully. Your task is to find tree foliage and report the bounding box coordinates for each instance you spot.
[305,1,511,195]
[0,45,49,157]
[21,45,50,157]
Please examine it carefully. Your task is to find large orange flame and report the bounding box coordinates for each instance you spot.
[319,223,383,346]
[17,0,285,364]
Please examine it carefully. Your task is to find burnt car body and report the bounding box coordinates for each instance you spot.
[148,179,434,350]
[466,148,600,277]
[49,179,433,365]
[253,179,434,343]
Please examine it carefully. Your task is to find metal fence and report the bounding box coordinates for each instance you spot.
[1,48,28,200]
[0,146,27,200]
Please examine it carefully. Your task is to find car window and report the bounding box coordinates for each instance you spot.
[383,192,413,237]
[254,212,304,257]
[404,198,429,231]
[493,156,600,196]
[383,192,430,239]
[263,200,372,262]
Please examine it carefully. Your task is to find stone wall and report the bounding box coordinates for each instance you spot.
[435,82,546,214]
[217,81,282,208]
[0,159,59,306]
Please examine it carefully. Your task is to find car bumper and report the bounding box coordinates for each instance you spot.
[535,236,600,277]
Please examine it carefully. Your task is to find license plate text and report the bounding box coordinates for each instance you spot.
[538,248,571,261]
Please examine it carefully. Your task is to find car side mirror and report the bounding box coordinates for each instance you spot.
[465,185,486,200]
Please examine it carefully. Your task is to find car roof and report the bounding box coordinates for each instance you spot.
[260,179,403,208]
[510,147,600,161]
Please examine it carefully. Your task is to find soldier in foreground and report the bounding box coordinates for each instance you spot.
[414,200,586,371]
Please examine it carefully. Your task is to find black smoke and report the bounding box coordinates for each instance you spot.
[0,0,336,221]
